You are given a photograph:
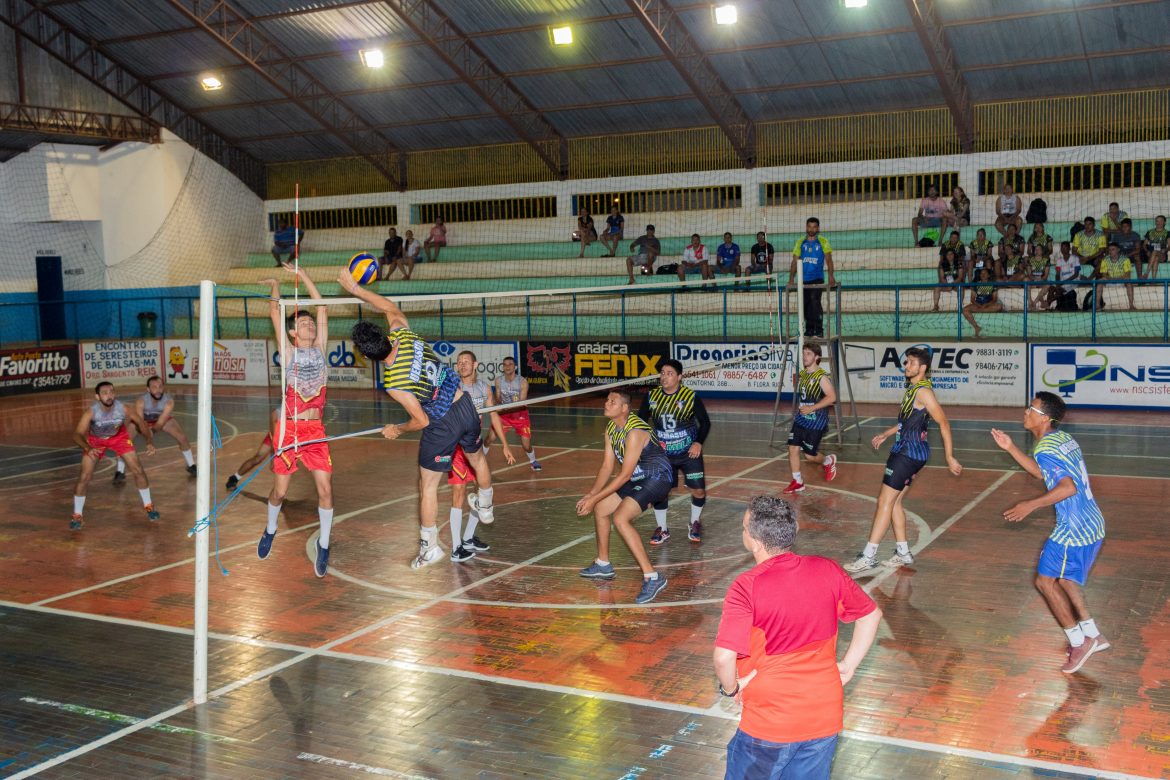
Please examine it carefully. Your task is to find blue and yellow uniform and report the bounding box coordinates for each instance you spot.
[792,234,832,336]
[787,367,830,455]
[1034,431,1106,584]
[883,378,933,490]
[607,413,673,510]
[639,385,709,489]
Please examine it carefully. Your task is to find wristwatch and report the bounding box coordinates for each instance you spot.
[718,681,740,697]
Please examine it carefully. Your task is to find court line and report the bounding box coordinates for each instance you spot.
[297,752,436,780]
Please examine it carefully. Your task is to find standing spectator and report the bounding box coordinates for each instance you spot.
[271,219,304,267]
[397,229,421,280]
[1097,242,1137,310]
[950,186,971,227]
[911,185,951,246]
[939,230,966,266]
[1143,214,1168,279]
[1026,244,1052,310]
[423,216,447,262]
[1045,241,1082,311]
[600,204,625,257]
[714,496,881,780]
[1026,223,1054,258]
[789,218,836,338]
[1113,219,1142,274]
[933,247,966,312]
[625,225,661,284]
[1071,216,1106,276]
[575,208,598,258]
[994,183,1023,236]
[745,231,775,289]
[967,228,995,280]
[963,267,1003,338]
[715,232,742,286]
[679,233,712,285]
[1100,202,1128,239]
[380,227,404,281]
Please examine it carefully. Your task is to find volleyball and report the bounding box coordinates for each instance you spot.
[348,253,379,285]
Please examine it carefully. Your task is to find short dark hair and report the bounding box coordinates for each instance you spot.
[1108,241,1120,249]
[145,375,162,387]
[1109,201,1119,208]
[95,381,113,394]
[1033,391,1066,425]
[351,320,392,362]
[691,233,701,240]
[457,349,477,363]
[645,224,655,232]
[1157,214,1167,221]
[803,341,823,359]
[746,496,797,552]
[285,309,312,331]
[806,217,820,226]
[502,356,516,364]
[949,230,960,238]
[608,388,633,406]
[1084,216,1096,224]
[904,346,931,371]
[661,358,683,375]
[1121,218,1132,226]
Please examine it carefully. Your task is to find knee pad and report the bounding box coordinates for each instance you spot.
[652,499,669,511]
[691,496,706,507]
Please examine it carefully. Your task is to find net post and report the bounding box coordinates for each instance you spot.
[193,279,214,705]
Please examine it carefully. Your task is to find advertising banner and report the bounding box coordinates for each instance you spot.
[522,341,668,395]
[844,341,1026,406]
[373,341,518,391]
[1030,344,1170,409]
[271,339,376,387]
[163,339,268,386]
[81,340,163,386]
[0,345,82,396]
[671,342,791,395]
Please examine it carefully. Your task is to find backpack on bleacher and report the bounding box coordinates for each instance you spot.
[1025,198,1048,224]
[1070,221,1085,240]
[655,263,679,275]
[1056,289,1079,311]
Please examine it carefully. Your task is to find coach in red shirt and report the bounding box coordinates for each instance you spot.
[714,496,882,779]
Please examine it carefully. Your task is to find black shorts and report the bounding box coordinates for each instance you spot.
[616,477,672,511]
[667,453,706,490]
[882,452,927,491]
[787,424,825,456]
[418,394,482,473]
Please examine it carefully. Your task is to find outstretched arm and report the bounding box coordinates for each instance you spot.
[990,428,1043,480]
[288,264,328,349]
[338,269,408,331]
[260,277,285,356]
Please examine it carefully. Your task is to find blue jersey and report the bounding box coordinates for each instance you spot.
[793,235,831,282]
[1033,431,1106,546]
[890,379,932,462]
[717,242,741,266]
[794,368,829,431]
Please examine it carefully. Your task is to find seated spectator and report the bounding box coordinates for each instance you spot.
[423,217,447,262]
[271,219,304,266]
[1044,241,1082,311]
[1071,216,1106,275]
[715,232,742,285]
[939,230,966,265]
[1026,223,1053,258]
[679,233,712,285]
[950,186,971,227]
[967,228,995,279]
[963,267,1003,338]
[625,225,661,284]
[912,185,951,246]
[575,208,598,258]
[745,231,775,289]
[1026,244,1052,310]
[933,247,966,312]
[994,183,1023,236]
[1100,202,1128,239]
[397,229,421,280]
[379,227,404,281]
[997,243,1026,285]
[1114,218,1142,274]
[997,223,1025,270]
[1143,214,1168,279]
[1096,242,1137,310]
[600,205,625,257]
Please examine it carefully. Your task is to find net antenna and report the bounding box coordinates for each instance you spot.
[275,184,302,468]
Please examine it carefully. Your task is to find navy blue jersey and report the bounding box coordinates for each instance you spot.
[890,379,933,462]
[606,413,672,483]
[639,385,710,457]
[794,368,830,431]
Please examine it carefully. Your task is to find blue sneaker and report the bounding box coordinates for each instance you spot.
[257,529,275,560]
[531,460,542,472]
[69,513,84,531]
[314,540,330,578]
[579,561,616,580]
[145,505,160,522]
[636,575,668,604]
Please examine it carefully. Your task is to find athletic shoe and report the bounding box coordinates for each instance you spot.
[226,475,239,491]
[881,551,915,568]
[650,528,670,545]
[635,576,669,604]
[69,514,84,531]
[1062,637,1098,673]
[823,454,838,482]
[782,479,805,495]
[843,553,879,574]
[410,538,445,570]
[531,460,542,472]
[463,535,490,552]
[450,545,475,563]
[112,470,125,485]
[688,521,702,543]
[314,540,330,578]
[257,529,275,560]
[187,464,197,477]
[579,561,616,580]
[468,492,494,525]
[145,505,160,522]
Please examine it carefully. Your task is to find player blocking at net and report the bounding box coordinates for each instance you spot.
[783,342,838,494]
[342,270,497,570]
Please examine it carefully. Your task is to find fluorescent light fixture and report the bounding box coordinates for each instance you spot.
[843,0,868,8]
[550,25,573,46]
[200,75,223,91]
[360,48,384,68]
[713,5,737,25]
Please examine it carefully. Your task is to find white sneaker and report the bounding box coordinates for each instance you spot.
[410,538,445,570]
[882,551,914,568]
[468,492,494,525]
[843,553,879,574]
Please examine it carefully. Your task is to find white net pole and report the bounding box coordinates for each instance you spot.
[193,279,214,704]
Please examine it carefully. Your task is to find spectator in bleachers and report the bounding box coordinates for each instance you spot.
[997,243,1026,286]
[398,229,421,280]
[679,233,712,285]
[745,231,775,289]
[967,228,995,280]
[939,230,966,265]
[1097,242,1137,310]
[1143,214,1167,279]
[950,186,971,227]
[1026,223,1053,259]
[912,185,951,246]
[271,219,304,266]
[1072,216,1106,275]
[1114,219,1142,274]
[715,232,742,286]
[997,223,1025,270]
[423,216,447,262]
[933,247,966,312]
[600,204,625,257]
[625,225,661,285]
[575,208,598,258]
[1026,244,1052,310]
[994,183,1023,236]
[789,217,836,338]
[1044,241,1082,311]
[379,227,404,281]
[1100,202,1128,240]
[962,267,1003,338]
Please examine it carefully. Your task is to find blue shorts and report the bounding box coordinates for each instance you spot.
[1037,538,1103,585]
[682,263,705,275]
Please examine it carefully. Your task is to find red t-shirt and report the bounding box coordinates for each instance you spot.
[715,553,876,743]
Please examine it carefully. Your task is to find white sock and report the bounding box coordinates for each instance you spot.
[792,471,803,483]
[1065,625,1086,648]
[526,450,537,463]
[483,445,490,456]
[690,501,703,524]
[464,509,480,542]
[181,450,194,467]
[863,542,879,559]
[73,495,85,515]
[645,571,659,580]
[654,508,668,530]
[421,525,439,545]
[596,558,609,566]
[318,507,333,548]
[449,508,463,547]
[138,488,152,507]
[116,459,126,474]
[895,541,910,556]
[266,502,281,534]
[825,454,836,467]
[232,472,242,481]
[1079,618,1100,639]
[478,486,494,507]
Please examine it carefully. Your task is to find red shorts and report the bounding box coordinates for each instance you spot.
[261,433,273,450]
[272,419,332,475]
[87,429,135,460]
[499,409,532,439]
[447,445,477,486]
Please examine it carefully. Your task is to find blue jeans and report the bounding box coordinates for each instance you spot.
[725,729,839,780]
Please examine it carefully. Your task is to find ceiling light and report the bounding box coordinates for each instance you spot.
[713,5,737,25]
[550,25,573,46]
[360,48,384,68]
[843,0,868,8]
[200,76,223,91]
